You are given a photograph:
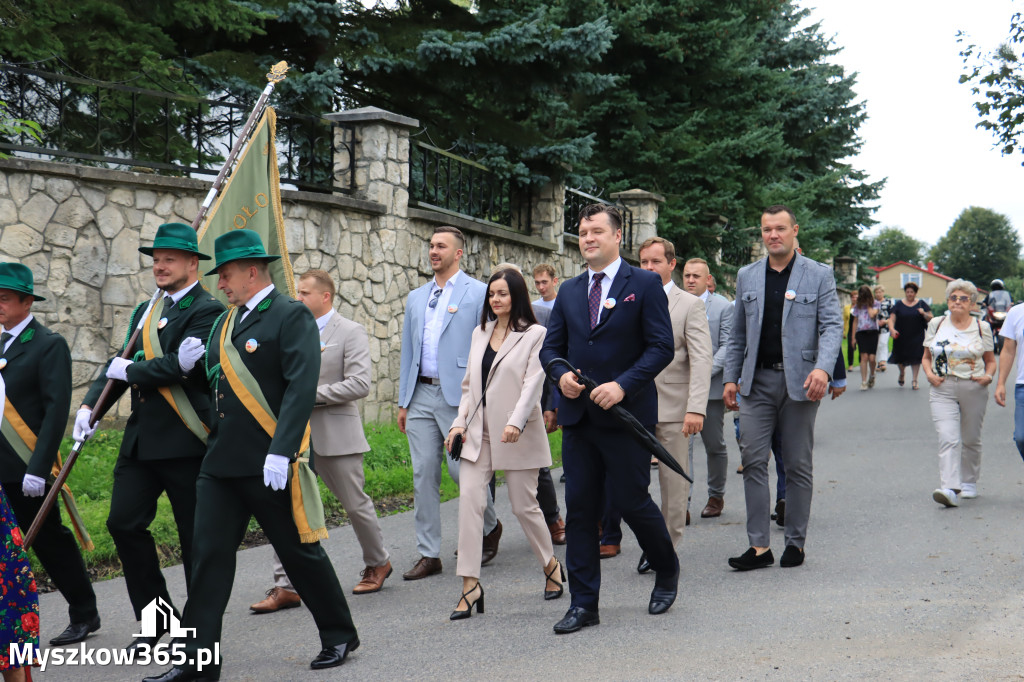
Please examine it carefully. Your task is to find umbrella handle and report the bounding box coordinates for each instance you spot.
[544,358,598,391]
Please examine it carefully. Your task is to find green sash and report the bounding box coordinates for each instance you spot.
[141,297,209,444]
[218,307,327,543]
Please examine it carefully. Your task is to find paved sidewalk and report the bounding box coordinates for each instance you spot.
[39,368,1024,680]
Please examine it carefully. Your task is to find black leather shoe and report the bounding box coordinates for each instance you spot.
[636,552,652,574]
[780,544,805,568]
[728,547,774,571]
[49,615,101,645]
[142,668,219,682]
[553,606,600,634]
[310,638,360,670]
[649,567,678,615]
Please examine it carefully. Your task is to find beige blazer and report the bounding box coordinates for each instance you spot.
[655,285,713,423]
[451,321,551,470]
[311,312,371,456]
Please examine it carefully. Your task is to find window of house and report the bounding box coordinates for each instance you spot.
[900,272,922,288]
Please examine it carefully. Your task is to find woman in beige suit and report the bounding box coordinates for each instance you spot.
[445,268,562,620]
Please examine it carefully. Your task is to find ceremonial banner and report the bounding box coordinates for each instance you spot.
[197,107,297,302]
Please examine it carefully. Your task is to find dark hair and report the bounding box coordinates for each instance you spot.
[481,268,537,332]
[577,203,622,232]
[855,285,873,308]
[433,225,466,250]
[763,204,797,224]
[904,281,919,293]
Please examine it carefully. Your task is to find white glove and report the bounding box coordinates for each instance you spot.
[263,454,290,491]
[73,408,96,442]
[178,337,206,373]
[22,474,45,498]
[106,357,133,382]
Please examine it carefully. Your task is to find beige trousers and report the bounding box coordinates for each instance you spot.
[656,422,691,547]
[929,377,988,491]
[456,420,553,579]
[273,453,389,591]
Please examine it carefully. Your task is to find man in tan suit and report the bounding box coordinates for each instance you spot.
[635,237,713,572]
[251,270,392,613]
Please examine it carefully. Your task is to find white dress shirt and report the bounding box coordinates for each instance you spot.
[419,270,461,379]
[240,283,276,322]
[1,314,33,353]
[587,257,623,310]
[315,308,335,334]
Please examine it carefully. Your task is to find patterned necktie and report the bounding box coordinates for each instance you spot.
[589,273,605,329]
[0,331,11,355]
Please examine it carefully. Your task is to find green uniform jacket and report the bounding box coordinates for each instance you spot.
[0,317,72,480]
[84,281,226,461]
[203,288,320,477]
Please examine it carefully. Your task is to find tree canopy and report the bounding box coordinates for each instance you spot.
[929,207,1021,286]
[868,227,927,268]
[959,12,1024,159]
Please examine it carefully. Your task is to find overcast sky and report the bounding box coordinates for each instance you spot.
[804,0,1024,247]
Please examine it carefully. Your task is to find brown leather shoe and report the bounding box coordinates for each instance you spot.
[250,587,300,613]
[352,561,393,594]
[481,519,503,566]
[599,544,621,559]
[403,556,442,580]
[548,517,566,545]
[701,496,724,518]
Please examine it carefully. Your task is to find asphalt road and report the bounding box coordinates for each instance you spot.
[38,366,1024,680]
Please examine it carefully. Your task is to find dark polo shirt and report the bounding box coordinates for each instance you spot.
[757,252,796,366]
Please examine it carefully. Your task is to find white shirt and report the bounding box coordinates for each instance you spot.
[315,309,335,334]
[1001,304,1024,384]
[663,280,675,294]
[240,283,276,322]
[534,297,555,310]
[1,314,33,353]
[419,270,461,379]
[135,282,199,330]
[587,257,623,310]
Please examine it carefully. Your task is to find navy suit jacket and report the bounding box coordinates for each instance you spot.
[540,261,673,427]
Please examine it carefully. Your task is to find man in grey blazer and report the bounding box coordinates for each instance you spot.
[682,258,733,519]
[398,226,499,580]
[723,205,841,571]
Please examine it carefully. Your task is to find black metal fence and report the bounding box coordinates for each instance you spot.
[409,141,531,233]
[0,64,354,194]
[563,187,634,250]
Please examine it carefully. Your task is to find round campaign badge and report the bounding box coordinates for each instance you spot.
[245,339,259,353]
[447,305,458,314]
[320,340,327,353]
[157,317,168,329]
[603,298,616,309]
[0,359,6,370]
[785,290,797,300]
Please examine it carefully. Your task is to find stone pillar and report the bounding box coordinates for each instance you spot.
[530,179,565,246]
[833,256,858,287]
[610,188,665,250]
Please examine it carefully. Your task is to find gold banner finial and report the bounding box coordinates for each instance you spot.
[266,61,289,84]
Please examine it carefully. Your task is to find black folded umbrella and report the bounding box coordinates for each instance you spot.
[544,358,693,483]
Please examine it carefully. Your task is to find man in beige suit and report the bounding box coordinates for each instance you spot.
[251,270,392,613]
[635,237,713,573]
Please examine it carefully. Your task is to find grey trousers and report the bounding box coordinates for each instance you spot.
[407,382,496,558]
[739,369,819,548]
[702,399,729,498]
[273,452,390,591]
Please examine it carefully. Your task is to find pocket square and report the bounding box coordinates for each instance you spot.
[623,293,636,302]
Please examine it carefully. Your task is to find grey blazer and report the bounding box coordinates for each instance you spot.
[723,253,842,402]
[704,292,733,400]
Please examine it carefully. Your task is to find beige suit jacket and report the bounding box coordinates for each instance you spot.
[655,284,713,422]
[311,312,371,456]
[451,321,551,470]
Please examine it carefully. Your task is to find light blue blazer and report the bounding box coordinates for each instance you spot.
[723,253,842,402]
[398,271,487,408]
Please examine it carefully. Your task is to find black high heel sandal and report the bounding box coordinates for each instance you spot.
[544,560,565,601]
[450,582,485,620]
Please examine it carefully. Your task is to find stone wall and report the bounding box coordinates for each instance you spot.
[0,108,663,425]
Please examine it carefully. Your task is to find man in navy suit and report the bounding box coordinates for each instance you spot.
[540,204,676,634]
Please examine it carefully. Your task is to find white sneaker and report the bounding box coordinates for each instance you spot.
[860,382,868,391]
[960,484,978,499]
[933,488,959,507]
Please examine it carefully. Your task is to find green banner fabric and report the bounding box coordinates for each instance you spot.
[198,107,297,303]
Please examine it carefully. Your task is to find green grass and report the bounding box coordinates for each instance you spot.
[35,422,563,582]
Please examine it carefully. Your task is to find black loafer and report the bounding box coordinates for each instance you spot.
[311,638,360,670]
[553,606,600,634]
[649,567,678,615]
[728,547,774,571]
[780,545,805,568]
[49,615,101,645]
[142,668,219,682]
[636,552,652,575]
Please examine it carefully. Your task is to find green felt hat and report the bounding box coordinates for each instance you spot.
[204,229,281,276]
[0,262,45,301]
[139,223,211,260]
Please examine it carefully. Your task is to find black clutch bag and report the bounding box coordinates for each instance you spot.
[448,433,463,461]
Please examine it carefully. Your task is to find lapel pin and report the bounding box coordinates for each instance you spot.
[603,298,616,309]
[0,359,7,370]
[157,317,168,329]
[245,339,259,353]
[785,290,796,300]
[447,305,458,314]
[320,340,327,353]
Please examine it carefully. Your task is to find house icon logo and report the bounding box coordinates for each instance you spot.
[132,597,196,638]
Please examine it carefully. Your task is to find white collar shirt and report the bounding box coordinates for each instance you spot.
[240,283,276,322]
[1,314,34,353]
[419,270,462,379]
[587,257,622,309]
[316,309,335,335]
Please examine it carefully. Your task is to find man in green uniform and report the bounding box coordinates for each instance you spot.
[78,223,225,650]
[144,230,358,682]
[0,262,100,645]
